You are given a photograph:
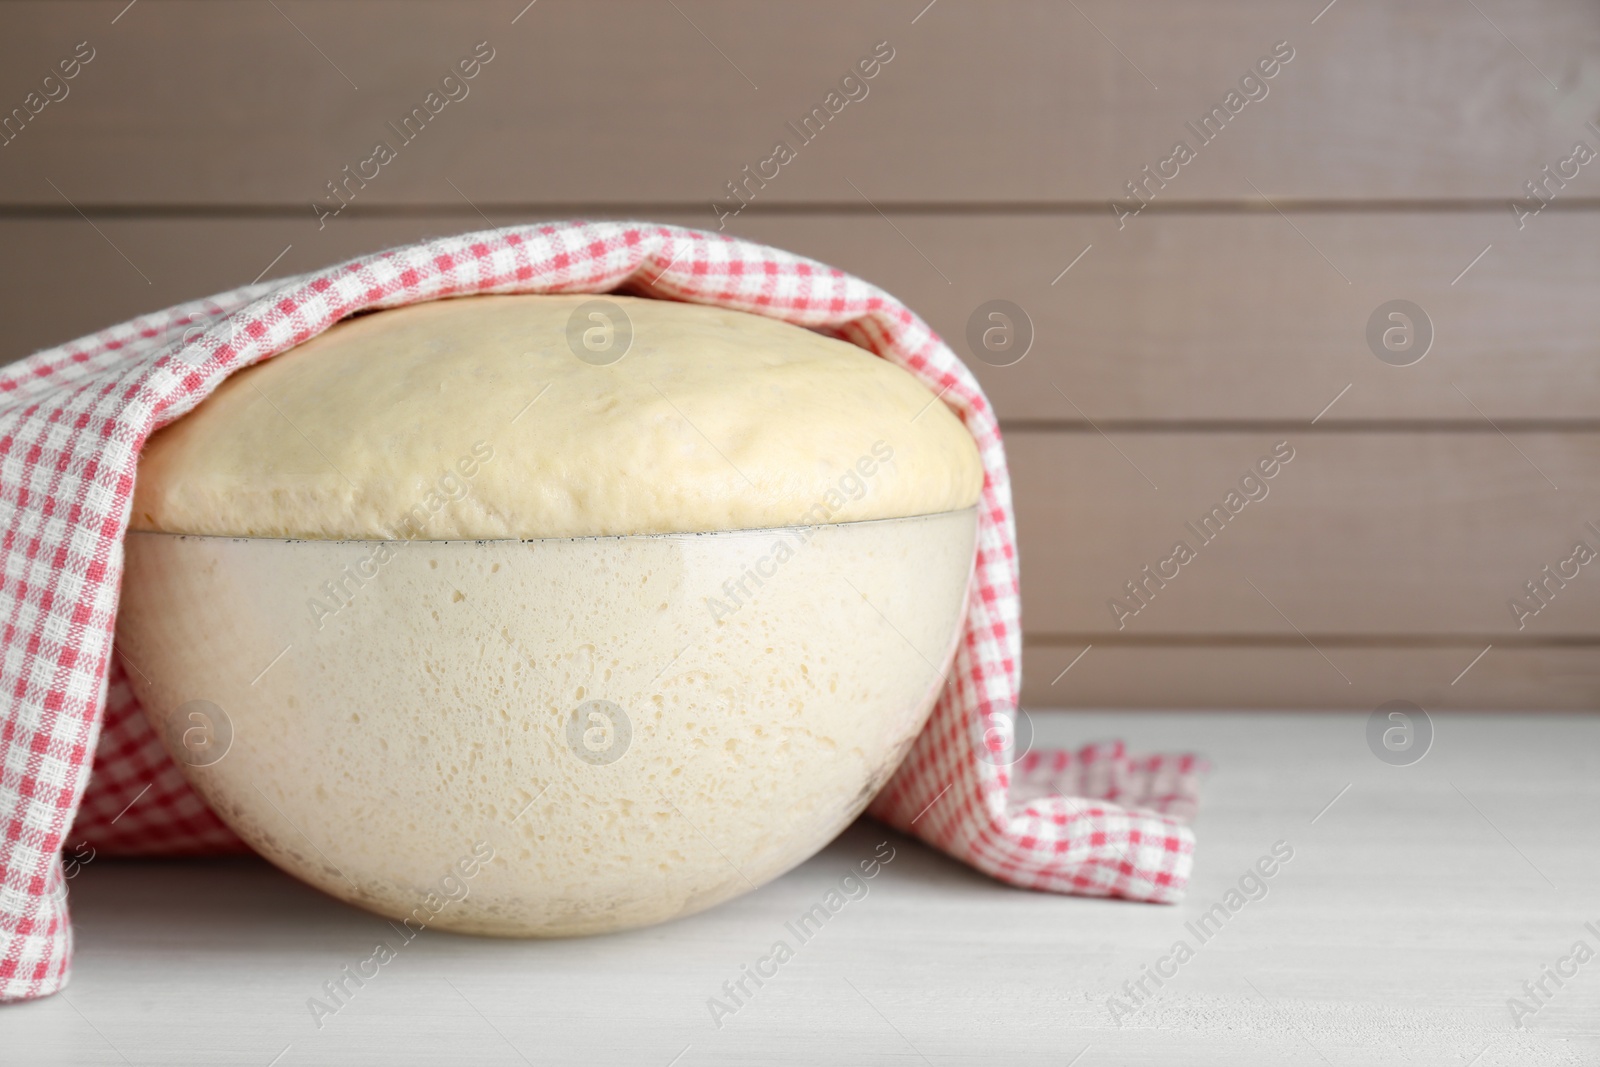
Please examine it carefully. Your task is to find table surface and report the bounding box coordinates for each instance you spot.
[6,711,1598,1067]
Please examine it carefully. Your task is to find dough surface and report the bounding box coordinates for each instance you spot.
[132,294,983,539]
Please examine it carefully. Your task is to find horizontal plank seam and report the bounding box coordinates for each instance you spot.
[1025,634,1600,648]
[1002,420,1600,434]
[7,200,1600,219]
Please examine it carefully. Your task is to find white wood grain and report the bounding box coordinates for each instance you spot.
[11,212,1600,423]
[1021,643,1600,709]
[7,711,1597,1066]
[3,0,1598,203]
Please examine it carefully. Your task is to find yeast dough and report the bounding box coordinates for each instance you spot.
[131,294,983,539]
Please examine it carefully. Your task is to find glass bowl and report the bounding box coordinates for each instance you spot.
[114,507,976,936]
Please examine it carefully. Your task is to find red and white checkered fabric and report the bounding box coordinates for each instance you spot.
[0,220,1200,1001]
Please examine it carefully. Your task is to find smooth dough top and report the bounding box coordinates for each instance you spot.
[131,294,984,540]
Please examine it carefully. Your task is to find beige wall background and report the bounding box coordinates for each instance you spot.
[3,0,1598,707]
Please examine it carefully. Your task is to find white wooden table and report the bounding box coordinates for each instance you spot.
[7,712,1598,1066]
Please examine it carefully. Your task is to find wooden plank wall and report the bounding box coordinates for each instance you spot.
[3,0,1598,708]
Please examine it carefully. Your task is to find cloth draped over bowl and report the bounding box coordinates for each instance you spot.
[0,221,1203,1002]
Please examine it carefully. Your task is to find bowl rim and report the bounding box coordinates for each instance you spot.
[123,504,979,547]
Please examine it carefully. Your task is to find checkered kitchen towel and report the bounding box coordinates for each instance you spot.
[0,221,1202,1000]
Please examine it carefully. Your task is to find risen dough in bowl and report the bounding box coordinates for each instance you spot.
[132,294,983,538]
[118,294,984,937]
